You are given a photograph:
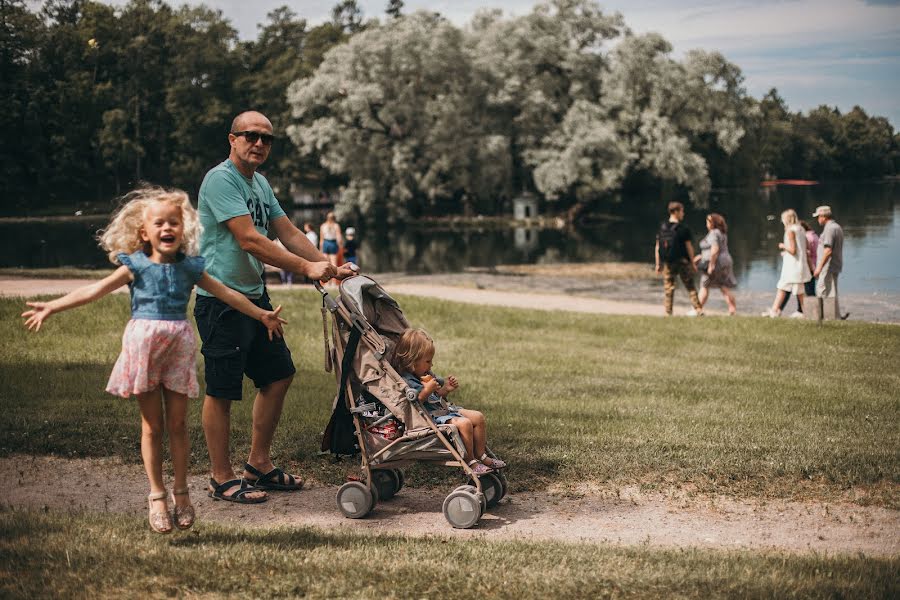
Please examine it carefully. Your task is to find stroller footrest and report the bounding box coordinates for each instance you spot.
[350,402,377,414]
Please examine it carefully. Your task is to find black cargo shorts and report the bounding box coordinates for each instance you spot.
[193,290,295,400]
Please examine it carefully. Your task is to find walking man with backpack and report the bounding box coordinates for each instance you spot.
[655,201,704,316]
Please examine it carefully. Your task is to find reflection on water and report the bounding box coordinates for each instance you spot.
[2,182,898,294]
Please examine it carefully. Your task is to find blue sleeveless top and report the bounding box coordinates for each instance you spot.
[117,251,206,320]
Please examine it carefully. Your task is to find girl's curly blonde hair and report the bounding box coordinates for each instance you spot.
[97,186,201,264]
[389,328,435,374]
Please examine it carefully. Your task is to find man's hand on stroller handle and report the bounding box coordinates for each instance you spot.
[336,262,359,280]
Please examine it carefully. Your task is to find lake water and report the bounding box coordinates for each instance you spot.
[3,182,898,296]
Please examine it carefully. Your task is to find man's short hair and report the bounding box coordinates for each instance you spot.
[668,201,684,215]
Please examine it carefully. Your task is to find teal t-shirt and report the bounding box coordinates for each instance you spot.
[197,159,286,298]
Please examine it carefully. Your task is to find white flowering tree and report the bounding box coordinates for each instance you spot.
[286,12,510,218]
[287,0,751,217]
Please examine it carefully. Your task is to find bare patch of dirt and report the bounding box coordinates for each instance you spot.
[3,455,897,555]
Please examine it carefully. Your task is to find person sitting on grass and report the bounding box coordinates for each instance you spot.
[21,186,286,533]
[389,327,507,475]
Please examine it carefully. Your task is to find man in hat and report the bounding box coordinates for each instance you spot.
[812,205,847,319]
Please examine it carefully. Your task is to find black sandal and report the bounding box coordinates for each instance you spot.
[243,463,304,491]
[207,478,268,504]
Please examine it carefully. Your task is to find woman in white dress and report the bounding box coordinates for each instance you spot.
[763,209,812,318]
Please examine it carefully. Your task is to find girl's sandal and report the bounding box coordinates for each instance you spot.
[481,453,507,470]
[171,487,195,530]
[467,459,494,476]
[148,491,173,534]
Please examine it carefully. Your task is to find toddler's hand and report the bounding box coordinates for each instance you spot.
[261,305,288,340]
[21,301,53,332]
[445,375,459,392]
[422,376,440,395]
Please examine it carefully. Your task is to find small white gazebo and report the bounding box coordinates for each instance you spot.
[512,192,539,220]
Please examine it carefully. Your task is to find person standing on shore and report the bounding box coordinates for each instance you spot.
[762,209,811,318]
[319,212,343,270]
[655,201,703,316]
[694,213,738,315]
[196,110,356,504]
[812,205,847,320]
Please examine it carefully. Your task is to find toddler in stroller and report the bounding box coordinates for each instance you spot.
[317,276,508,528]
[391,327,507,476]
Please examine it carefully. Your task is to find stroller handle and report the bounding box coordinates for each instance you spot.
[314,281,340,312]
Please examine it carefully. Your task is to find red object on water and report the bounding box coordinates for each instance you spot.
[761,179,819,187]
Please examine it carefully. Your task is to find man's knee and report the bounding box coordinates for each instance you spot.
[262,373,294,394]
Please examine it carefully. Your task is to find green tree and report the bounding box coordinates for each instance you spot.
[386,0,403,19]
[0,0,44,208]
[164,4,241,192]
[835,106,894,178]
[331,0,363,33]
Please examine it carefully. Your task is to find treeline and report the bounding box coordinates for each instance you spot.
[3,0,355,211]
[2,0,898,216]
[707,90,899,187]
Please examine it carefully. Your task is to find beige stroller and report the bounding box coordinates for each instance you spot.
[317,276,508,529]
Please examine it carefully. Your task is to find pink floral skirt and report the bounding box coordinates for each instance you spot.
[106,319,199,398]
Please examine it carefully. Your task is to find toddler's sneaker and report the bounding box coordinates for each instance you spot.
[789,311,805,319]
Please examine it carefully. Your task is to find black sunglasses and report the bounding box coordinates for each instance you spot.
[231,130,275,146]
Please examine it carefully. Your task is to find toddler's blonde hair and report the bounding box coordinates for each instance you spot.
[390,328,434,374]
[97,186,201,264]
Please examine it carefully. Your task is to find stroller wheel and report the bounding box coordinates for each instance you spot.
[453,485,487,513]
[372,469,400,500]
[443,489,484,529]
[336,481,375,518]
[493,470,508,500]
[468,473,503,509]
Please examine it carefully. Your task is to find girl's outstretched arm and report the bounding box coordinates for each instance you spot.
[196,272,287,340]
[22,266,133,331]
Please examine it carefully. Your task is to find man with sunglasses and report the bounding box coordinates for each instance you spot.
[195,110,357,504]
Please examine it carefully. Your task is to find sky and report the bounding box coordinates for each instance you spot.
[93,0,900,127]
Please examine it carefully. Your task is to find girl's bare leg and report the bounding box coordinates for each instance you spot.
[770,290,787,314]
[459,409,487,458]
[163,387,190,510]
[449,417,475,461]
[137,389,168,513]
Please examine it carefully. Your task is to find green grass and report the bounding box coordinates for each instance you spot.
[1,290,898,506]
[0,509,895,599]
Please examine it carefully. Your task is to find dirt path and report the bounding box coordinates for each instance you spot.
[3,455,897,556]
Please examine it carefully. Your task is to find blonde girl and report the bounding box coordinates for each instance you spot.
[763,208,812,317]
[390,328,507,475]
[22,186,286,533]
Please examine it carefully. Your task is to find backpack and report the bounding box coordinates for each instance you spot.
[657,221,681,263]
